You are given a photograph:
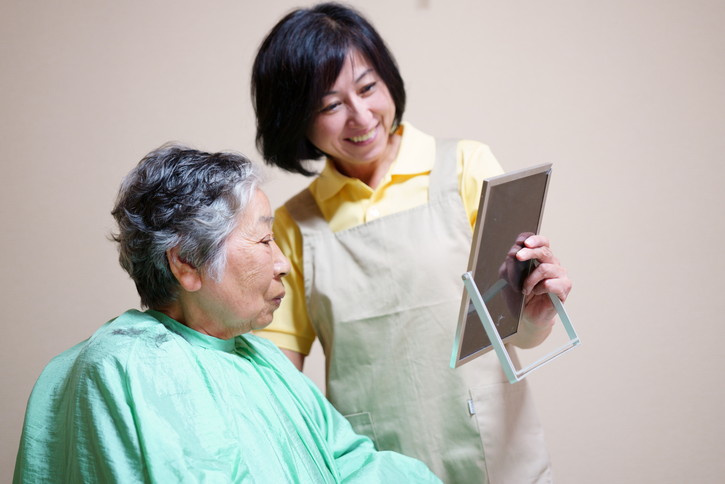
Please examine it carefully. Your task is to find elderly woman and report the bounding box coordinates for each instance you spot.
[252,3,572,483]
[13,145,440,483]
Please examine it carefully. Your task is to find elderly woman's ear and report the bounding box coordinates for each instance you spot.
[167,247,202,292]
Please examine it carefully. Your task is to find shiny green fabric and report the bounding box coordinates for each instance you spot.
[14,309,440,483]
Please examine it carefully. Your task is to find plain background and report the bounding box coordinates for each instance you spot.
[2,1,723,482]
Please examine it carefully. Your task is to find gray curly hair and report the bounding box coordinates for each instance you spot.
[111,144,261,309]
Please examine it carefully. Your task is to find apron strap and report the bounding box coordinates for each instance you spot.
[285,188,327,235]
[429,138,461,200]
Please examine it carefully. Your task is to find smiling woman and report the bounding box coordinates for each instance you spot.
[307,50,400,187]
[12,144,441,483]
[250,3,572,483]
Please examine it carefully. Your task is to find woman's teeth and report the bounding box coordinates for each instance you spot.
[349,128,375,143]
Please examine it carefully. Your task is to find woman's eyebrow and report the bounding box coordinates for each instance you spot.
[322,69,375,96]
[354,68,374,83]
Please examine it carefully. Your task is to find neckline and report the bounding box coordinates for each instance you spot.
[147,309,237,353]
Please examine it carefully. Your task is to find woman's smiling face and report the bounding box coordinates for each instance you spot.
[307,49,397,179]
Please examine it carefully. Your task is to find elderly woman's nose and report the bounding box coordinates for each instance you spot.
[273,242,291,277]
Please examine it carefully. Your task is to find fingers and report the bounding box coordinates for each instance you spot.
[524,234,550,249]
[522,262,572,302]
[515,231,535,246]
[516,235,571,300]
[516,235,556,263]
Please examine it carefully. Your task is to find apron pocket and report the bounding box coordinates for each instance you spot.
[344,412,380,450]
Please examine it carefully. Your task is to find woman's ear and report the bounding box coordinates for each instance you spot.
[167,247,202,292]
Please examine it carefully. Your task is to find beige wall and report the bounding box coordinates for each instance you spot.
[2,1,724,482]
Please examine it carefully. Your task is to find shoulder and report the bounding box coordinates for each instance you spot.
[454,138,504,180]
[70,310,186,378]
[456,138,498,164]
[277,184,329,231]
[399,122,435,145]
[280,187,315,217]
[398,122,502,175]
[283,185,314,207]
[28,310,185,415]
[87,309,175,350]
[398,122,436,158]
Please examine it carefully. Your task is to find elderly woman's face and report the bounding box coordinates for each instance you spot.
[193,189,290,337]
[307,49,396,175]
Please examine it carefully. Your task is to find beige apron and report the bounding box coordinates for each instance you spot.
[286,139,552,483]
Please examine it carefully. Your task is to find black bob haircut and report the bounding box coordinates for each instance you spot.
[251,2,406,176]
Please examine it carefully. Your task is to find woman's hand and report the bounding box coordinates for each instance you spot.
[513,235,572,347]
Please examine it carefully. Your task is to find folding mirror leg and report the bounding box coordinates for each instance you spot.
[460,271,581,383]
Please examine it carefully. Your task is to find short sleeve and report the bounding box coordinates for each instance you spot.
[456,140,505,228]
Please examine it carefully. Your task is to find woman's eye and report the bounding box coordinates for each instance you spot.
[260,236,274,246]
[320,101,341,114]
[360,82,376,95]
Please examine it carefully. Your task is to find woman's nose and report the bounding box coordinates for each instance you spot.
[347,97,372,126]
[272,241,291,278]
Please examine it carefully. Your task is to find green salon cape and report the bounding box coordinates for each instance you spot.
[14,310,439,483]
